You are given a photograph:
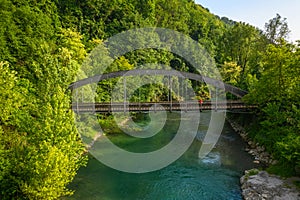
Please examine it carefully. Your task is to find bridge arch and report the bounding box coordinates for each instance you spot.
[68,69,248,98]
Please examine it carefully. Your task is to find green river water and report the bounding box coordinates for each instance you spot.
[67,111,255,200]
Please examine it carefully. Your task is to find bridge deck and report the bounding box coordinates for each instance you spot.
[72,101,257,113]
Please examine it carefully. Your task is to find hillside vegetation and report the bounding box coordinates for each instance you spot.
[0,0,299,199]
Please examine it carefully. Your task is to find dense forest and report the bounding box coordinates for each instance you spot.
[0,0,299,199]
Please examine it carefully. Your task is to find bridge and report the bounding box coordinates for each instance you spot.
[72,101,256,113]
[69,69,255,113]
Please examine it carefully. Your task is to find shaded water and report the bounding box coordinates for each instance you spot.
[67,112,255,200]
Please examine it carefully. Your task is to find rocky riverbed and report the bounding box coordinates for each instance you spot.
[227,118,300,200]
[227,118,276,165]
[240,169,300,200]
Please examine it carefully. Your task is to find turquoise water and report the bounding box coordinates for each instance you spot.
[67,112,255,200]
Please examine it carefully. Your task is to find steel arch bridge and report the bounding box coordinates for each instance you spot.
[69,69,254,113]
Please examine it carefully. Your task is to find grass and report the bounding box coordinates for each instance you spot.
[267,163,296,177]
[248,168,260,176]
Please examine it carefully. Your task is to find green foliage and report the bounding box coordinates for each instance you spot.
[19,142,80,199]
[0,2,87,198]
[248,169,259,176]
[245,42,299,105]
[244,29,300,176]
[264,14,290,44]
[0,59,87,199]
[57,28,87,63]
[217,22,266,89]
[0,0,57,72]
[0,62,25,123]
[95,56,134,102]
[294,180,300,189]
[97,114,122,134]
[1,0,299,197]
[267,162,296,177]
[245,73,258,91]
[243,168,260,181]
[219,61,241,86]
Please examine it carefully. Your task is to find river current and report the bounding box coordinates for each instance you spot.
[67,111,255,200]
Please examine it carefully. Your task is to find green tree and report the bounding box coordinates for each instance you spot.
[217,22,264,89]
[246,42,299,104]
[244,40,300,175]
[264,14,290,44]
[0,12,87,197]
[0,0,58,76]
[95,56,134,102]
[219,61,241,86]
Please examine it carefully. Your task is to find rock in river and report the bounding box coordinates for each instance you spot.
[240,170,300,200]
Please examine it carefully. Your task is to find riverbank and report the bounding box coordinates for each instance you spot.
[226,117,276,166]
[226,117,300,199]
[240,169,300,200]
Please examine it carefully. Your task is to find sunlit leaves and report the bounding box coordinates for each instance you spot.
[0,62,25,124]
[244,40,300,173]
[219,62,241,86]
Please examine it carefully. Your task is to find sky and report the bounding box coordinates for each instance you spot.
[195,0,300,42]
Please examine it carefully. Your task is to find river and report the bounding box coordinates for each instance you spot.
[67,111,255,200]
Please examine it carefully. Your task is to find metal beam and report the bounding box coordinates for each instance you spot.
[68,69,248,98]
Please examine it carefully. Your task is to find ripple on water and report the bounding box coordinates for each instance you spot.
[66,112,254,200]
[139,162,243,200]
[199,151,222,167]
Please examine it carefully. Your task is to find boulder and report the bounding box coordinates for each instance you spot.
[241,170,300,200]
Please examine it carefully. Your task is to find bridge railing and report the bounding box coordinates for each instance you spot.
[72,100,256,113]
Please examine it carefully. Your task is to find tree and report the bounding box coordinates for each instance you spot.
[0,18,87,198]
[0,52,87,199]
[95,56,134,102]
[0,62,27,197]
[0,0,58,76]
[264,14,290,44]
[244,41,300,175]
[219,61,241,86]
[217,22,265,89]
[245,42,299,104]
